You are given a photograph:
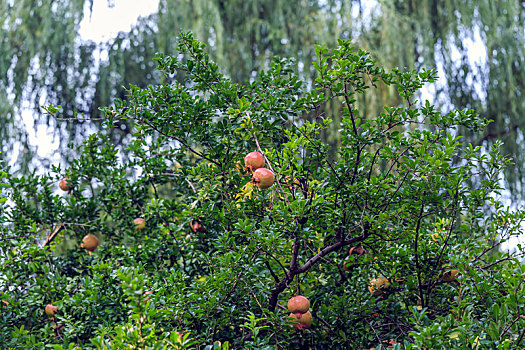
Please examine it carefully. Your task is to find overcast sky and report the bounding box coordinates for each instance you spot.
[79,0,160,42]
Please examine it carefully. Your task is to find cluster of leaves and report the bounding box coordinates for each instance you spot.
[1,32,525,349]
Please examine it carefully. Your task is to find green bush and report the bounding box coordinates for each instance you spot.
[1,32,524,349]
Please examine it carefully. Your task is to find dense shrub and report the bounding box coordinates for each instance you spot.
[1,32,524,349]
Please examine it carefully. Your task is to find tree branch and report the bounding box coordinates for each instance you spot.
[414,195,425,307]
[268,232,369,312]
[476,123,520,147]
[41,224,65,248]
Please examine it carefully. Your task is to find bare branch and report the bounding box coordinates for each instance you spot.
[42,224,65,248]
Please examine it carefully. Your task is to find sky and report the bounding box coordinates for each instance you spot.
[79,0,160,43]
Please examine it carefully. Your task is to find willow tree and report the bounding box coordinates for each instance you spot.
[0,0,101,170]
[367,0,525,197]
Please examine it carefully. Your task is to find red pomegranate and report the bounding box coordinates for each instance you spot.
[252,168,275,189]
[244,151,265,172]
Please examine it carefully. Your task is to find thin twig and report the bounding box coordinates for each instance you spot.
[54,117,107,121]
[265,261,280,283]
[514,319,525,347]
[252,133,289,206]
[138,116,220,166]
[365,319,382,347]
[414,194,426,307]
[185,178,197,194]
[311,309,335,333]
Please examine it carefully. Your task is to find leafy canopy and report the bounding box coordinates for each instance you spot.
[1,32,524,349]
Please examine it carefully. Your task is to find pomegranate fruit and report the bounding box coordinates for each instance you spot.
[81,234,99,252]
[442,269,459,282]
[368,277,390,296]
[287,295,310,317]
[59,178,72,192]
[134,218,146,230]
[289,311,313,330]
[251,168,275,189]
[190,220,206,233]
[142,291,154,302]
[244,151,265,172]
[45,304,58,318]
[349,246,366,256]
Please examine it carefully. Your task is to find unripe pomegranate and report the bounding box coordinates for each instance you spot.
[252,168,275,189]
[442,269,459,282]
[287,295,310,317]
[142,291,154,302]
[134,218,146,230]
[45,304,58,318]
[190,220,206,233]
[81,234,99,252]
[289,311,313,330]
[59,178,72,192]
[244,151,265,172]
[368,277,390,296]
[349,246,366,256]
